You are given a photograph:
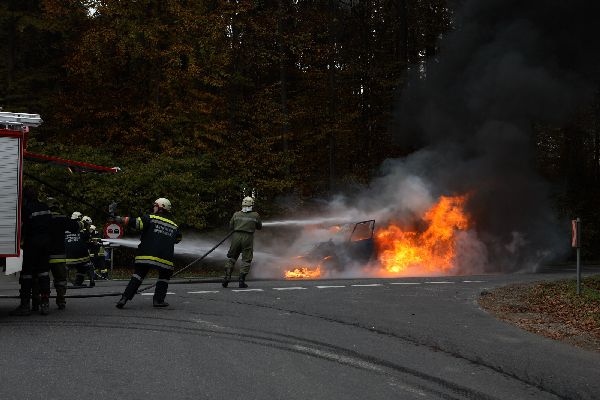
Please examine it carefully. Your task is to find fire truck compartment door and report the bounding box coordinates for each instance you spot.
[0,135,22,256]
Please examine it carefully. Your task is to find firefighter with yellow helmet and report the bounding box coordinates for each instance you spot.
[115,197,182,309]
[222,196,262,288]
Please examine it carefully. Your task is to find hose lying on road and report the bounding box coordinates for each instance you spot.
[0,231,234,299]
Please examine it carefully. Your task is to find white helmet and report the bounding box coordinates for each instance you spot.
[242,197,254,207]
[82,216,92,225]
[71,211,82,220]
[90,225,97,231]
[154,198,172,211]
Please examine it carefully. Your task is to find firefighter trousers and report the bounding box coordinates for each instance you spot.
[20,241,51,303]
[225,232,254,275]
[32,261,68,307]
[122,263,173,303]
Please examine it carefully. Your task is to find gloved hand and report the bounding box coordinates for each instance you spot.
[114,216,129,225]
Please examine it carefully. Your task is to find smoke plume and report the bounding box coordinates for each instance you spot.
[256,0,600,278]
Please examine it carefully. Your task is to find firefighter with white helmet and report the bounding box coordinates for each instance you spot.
[45,198,84,309]
[65,212,92,287]
[115,197,181,309]
[222,196,262,288]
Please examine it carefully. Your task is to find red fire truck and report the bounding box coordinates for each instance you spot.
[0,110,119,277]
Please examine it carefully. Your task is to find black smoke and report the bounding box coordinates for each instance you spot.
[392,0,600,272]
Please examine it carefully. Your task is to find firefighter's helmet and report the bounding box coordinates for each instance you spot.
[90,224,97,232]
[71,211,82,220]
[154,198,172,212]
[82,216,92,225]
[242,197,254,207]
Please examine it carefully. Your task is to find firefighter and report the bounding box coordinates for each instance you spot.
[81,216,97,287]
[222,196,262,289]
[115,198,182,309]
[88,224,105,281]
[45,197,83,309]
[9,186,53,316]
[65,212,92,287]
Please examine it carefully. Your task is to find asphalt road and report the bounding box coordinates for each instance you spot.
[1,267,599,400]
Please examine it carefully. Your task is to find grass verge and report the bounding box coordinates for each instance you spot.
[478,275,600,352]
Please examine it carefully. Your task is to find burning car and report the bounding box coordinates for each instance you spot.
[284,220,376,279]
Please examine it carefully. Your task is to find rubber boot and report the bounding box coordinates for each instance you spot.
[153,280,169,307]
[10,280,32,316]
[116,275,143,309]
[88,268,96,288]
[238,273,248,289]
[56,286,67,310]
[222,267,233,288]
[116,296,128,309]
[31,294,40,312]
[9,299,31,316]
[40,295,50,316]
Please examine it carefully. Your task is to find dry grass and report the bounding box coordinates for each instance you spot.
[478,276,600,352]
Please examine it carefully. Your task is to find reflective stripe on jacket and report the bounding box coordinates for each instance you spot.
[127,213,182,269]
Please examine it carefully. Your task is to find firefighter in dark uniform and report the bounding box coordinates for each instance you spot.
[116,198,182,309]
[43,197,83,309]
[10,186,53,316]
[65,212,92,287]
[222,196,262,289]
[88,224,105,280]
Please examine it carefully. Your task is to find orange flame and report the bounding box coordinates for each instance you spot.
[285,266,322,279]
[375,195,470,275]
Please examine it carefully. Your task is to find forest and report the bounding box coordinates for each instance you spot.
[1,0,599,261]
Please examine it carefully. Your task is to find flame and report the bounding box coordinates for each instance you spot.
[285,266,322,279]
[375,195,470,275]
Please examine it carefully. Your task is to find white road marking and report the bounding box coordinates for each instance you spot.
[425,281,454,284]
[462,280,486,283]
[188,290,220,294]
[351,284,383,287]
[141,292,175,296]
[273,287,306,291]
[389,282,421,285]
[316,285,346,289]
[232,289,264,292]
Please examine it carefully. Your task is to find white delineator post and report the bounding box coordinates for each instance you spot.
[571,218,581,295]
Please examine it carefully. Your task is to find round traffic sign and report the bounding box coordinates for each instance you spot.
[104,223,124,239]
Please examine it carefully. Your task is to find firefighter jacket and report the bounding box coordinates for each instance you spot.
[49,212,82,264]
[88,231,105,257]
[21,199,53,245]
[127,212,182,270]
[65,229,91,266]
[229,210,262,233]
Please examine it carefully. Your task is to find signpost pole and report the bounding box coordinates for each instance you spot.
[572,218,581,295]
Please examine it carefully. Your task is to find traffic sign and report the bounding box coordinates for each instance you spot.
[104,222,123,239]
